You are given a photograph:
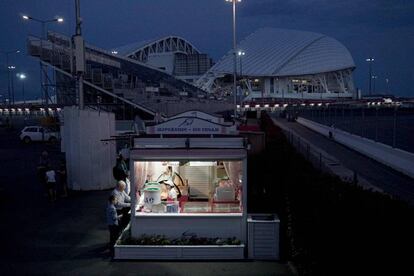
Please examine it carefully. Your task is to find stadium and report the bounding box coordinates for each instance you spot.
[197,28,356,101]
[27,28,357,119]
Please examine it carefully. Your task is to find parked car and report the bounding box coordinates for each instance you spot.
[20,126,60,144]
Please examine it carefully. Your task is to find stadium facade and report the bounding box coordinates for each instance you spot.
[196,28,356,101]
[115,36,213,84]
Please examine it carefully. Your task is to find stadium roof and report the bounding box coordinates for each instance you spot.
[210,28,355,77]
[115,37,162,56]
[115,35,200,57]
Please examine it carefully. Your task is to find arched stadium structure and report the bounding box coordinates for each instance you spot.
[115,36,213,84]
[196,28,356,101]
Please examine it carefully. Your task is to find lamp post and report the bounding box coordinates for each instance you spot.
[22,15,64,39]
[237,50,245,108]
[385,78,389,94]
[1,50,20,107]
[366,58,374,95]
[8,65,16,104]
[225,0,242,119]
[238,50,245,77]
[22,14,63,110]
[372,75,378,94]
[17,73,26,104]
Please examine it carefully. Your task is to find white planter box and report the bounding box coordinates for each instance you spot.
[114,244,245,260]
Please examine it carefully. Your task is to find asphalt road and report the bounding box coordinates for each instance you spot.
[272,117,414,205]
[0,128,291,276]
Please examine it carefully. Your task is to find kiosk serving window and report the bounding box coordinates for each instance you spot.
[133,160,243,215]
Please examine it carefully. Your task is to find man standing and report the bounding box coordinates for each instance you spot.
[113,154,128,182]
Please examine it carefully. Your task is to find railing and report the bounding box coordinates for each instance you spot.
[282,128,351,176]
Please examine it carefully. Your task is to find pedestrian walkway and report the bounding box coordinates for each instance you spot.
[272,116,414,205]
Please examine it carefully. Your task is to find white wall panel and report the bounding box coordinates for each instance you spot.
[64,107,116,190]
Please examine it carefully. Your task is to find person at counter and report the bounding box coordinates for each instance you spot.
[112,181,131,227]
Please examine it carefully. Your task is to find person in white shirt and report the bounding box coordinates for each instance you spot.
[45,166,57,202]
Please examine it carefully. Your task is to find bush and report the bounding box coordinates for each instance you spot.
[118,233,241,246]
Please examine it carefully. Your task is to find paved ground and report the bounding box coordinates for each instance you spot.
[272,116,414,205]
[0,127,291,276]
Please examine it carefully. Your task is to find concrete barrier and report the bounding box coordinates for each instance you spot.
[297,117,414,179]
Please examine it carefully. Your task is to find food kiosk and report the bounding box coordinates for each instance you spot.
[115,112,280,260]
[115,113,249,259]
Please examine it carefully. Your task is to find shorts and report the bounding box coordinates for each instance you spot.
[46,182,56,190]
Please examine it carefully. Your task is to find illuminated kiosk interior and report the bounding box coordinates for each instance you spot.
[127,114,247,258]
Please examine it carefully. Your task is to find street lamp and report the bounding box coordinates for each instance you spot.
[22,15,64,38]
[225,0,242,119]
[1,49,20,106]
[385,78,390,94]
[371,75,378,94]
[8,65,16,104]
[237,50,245,77]
[21,14,63,111]
[237,50,245,108]
[366,57,374,96]
[17,73,27,104]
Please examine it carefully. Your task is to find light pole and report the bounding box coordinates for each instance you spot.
[17,73,26,104]
[385,78,389,94]
[22,15,64,39]
[372,75,378,94]
[226,0,242,119]
[74,0,86,110]
[22,14,63,110]
[1,50,20,106]
[8,65,16,104]
[366,58,374,95]
[237,50,245,108]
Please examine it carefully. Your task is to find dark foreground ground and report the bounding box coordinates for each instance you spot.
[0,127,291,276]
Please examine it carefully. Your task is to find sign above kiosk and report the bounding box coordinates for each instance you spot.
[169,110,225,124]
[146,117,237,135]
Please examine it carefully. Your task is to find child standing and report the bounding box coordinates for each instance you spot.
[106,195,122,256]
[45,166,57,202]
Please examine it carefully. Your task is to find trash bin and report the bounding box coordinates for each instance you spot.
[248,214,280,260]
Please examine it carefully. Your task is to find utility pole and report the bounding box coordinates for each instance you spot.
[366,58,374,96]
[226,0,241,120]
[22,15,63,112]
[74,0,85,109]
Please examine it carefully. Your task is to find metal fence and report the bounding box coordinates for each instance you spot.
[289,106,414,153]
[281,127,359,183]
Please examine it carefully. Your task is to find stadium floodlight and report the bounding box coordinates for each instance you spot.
[111,50,118,55]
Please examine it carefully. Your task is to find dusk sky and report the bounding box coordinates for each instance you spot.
[1,0,413,100]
